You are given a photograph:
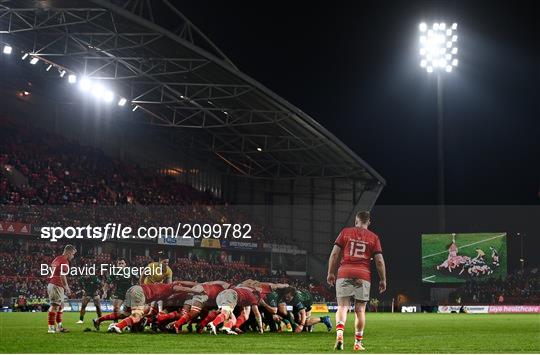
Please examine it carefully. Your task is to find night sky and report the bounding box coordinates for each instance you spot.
[178,0,540,205]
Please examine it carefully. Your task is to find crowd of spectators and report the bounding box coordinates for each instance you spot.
[0,117,281,242]
[453,268,539,305]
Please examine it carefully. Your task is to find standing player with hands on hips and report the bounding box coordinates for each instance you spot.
[327,211,386,351]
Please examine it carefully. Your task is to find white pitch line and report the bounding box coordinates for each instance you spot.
[422,275,436,283]
[422,233,506,259]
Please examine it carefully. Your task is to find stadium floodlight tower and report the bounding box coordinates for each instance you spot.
[419,21,458,232]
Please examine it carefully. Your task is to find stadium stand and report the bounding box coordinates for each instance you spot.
[0,116,278,242]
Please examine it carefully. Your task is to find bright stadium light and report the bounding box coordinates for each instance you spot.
[103,90,114,103]
[3,45,12,54]
[91,83,105,99]
[68,74,77,84]
[59,70,66,77]
[419,21,458,73]
[417,20,460,232]
[21,53,29,60]
[118,97,127,106]
[79,77,92,92]
[29,57,39,65]
[46,64,52,71]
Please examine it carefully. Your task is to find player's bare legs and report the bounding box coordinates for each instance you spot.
[173,302,201,333]
[335,296,350,350]
[110,307,142,333]
[210,306,237,335]
[94,295,103,317]
[234,306,251,333]
[78,296,89,323]
[353,301,367,350]
[94,299,126,330]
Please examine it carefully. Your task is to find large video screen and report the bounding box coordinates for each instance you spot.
[422,233,507,283]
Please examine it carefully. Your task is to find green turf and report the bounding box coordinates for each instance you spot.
[422,233,507,283]
[1,312,539,353]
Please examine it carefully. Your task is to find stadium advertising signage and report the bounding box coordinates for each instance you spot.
[488,305,540,314]
[0,221,31,235]
[422,233,507,283]
[438,305,490,313]
[157,235,195,247]
[223,240,259,250]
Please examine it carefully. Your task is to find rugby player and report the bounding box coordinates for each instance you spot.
[46,244,77,333]
[327,211,386,351]
[108,281,200,333]
[77,274,104,323]
[93,258,134,330]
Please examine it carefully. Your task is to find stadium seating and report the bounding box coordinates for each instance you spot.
[0,116,278,242]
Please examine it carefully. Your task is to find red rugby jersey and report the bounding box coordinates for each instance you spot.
[334,227,382,282]
[48,255,69,287]
[142,283,175,302]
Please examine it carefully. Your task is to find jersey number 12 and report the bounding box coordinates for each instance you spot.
[349,241,366,258]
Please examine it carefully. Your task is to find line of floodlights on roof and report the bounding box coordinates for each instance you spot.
[3,45,129,107]
[3,45,251,122]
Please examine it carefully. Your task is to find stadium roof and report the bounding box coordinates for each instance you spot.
[0,0,385,184]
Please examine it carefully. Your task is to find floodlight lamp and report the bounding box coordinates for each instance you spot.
[79,77,92,91]
[103,90,114,103]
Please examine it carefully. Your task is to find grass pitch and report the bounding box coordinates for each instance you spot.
[1,312,539,353]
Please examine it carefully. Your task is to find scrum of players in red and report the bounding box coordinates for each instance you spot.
[100,279,331,335]
[45,248,332,335]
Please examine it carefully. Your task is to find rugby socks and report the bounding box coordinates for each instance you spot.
[48,311,56,327]
[223,319,234,330]
[234,314,246,329]
[199,310,219,328]
[336,322,345,339]
[175,306,200,328]
[158,311,179,325]
[355,330,364,343]
[211,313,227,327]
[56,307,63,328]
[97,312,119,323]
[79,309,85,321]
[117,317,133,330]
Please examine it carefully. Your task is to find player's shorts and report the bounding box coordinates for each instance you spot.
[124,285,146,309]
[335,278,370,301]
[47,283,65,305]
[216,289,238,310]
[185,294,209,306]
